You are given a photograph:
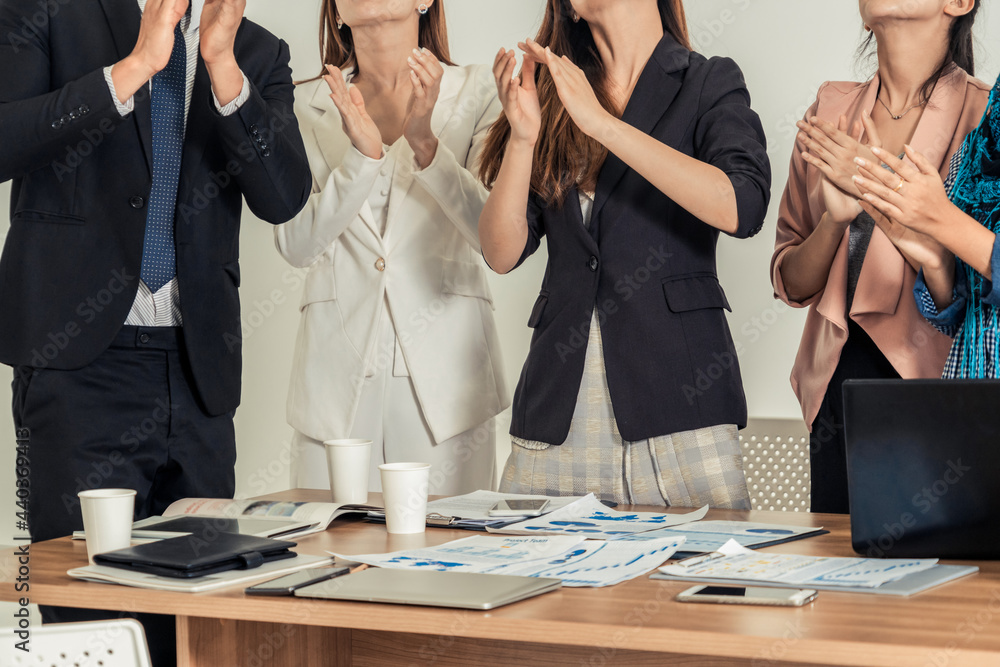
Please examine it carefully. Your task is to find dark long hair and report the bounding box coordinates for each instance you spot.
[858,2,980,103]
[478,0,690,206]
[316,1,455,77]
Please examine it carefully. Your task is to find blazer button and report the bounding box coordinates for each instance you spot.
[129,196,146,209]
[139,333,151,344]
[375,257,386,272]
[588,256,599,272]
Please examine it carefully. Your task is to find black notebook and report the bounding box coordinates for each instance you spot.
[93,531,297,578]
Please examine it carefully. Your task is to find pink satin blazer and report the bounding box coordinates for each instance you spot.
[772,66,990,429]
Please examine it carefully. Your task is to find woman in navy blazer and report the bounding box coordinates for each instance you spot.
[478,0,770,508]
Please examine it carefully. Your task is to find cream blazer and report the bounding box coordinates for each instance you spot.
[772,66,990,430]
[275,64,510,444]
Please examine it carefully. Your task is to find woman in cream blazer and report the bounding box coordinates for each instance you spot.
[275,0,508,495]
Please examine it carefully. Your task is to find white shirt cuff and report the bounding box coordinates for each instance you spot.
[104,65,135,117]
[213,73,251,116]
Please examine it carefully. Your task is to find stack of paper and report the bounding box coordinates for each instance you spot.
[652,540,978,596]
[487,494,708,538]
[616,520,826,556]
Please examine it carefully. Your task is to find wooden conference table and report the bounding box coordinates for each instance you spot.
[2,489,999,666]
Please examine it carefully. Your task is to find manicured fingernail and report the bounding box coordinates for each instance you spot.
[407,56,416,65]
[854,157,867,167]
[871,146,882,155]
[853,175,864,184]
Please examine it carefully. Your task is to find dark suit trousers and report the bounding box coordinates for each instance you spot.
[810,319,900,514]
[11,325,237,666]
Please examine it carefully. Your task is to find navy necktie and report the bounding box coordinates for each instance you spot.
[140,24,186,293]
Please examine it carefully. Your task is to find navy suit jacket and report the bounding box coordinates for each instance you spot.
[0,0,311,416]
[511,34,771,445]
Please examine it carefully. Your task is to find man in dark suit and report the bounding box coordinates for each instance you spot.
[0,0,311,661]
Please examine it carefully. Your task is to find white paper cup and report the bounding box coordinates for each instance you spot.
[78,488,137,565]
[324,439,372,504]
[378,462,431,534]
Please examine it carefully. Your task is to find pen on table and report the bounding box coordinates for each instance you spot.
[674,552,727,569]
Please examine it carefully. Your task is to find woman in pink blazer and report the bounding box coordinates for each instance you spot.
[772,0,987,513]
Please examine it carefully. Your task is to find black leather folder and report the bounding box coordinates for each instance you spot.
[93,531,298,578]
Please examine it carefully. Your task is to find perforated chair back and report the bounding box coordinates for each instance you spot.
[739,418,811,512]
[1,618,151,667]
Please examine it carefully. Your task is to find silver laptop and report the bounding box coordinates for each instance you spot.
[294,568,562,610]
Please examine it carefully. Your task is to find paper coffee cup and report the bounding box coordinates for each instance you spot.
[324,439,372,504]
[378,462,431,534]
[78,488,136,565]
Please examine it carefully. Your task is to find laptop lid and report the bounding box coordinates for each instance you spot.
[294,568,562,610]
[843,379,1000,559]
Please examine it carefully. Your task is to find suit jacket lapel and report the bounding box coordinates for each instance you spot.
[591,34,690,232]
[308,76,382,240]
[99,0,153,175]
[175,60,214,242]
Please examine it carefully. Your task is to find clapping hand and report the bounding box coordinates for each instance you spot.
[492,45,541,146]
[853,145,955,238]
[200,0,245,66]
[324,65,384,160]
[799,112,883,198]
[403,48,444,169]
[127,0,189,79]
[519,38,610,141]
[201,0,246,105]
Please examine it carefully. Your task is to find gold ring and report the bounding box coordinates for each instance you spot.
[893,180,905,193]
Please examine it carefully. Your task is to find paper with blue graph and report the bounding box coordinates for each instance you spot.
[333,534,687,587]
[486,494,708,538]
[658,540,938,588]
[486,537,687,587]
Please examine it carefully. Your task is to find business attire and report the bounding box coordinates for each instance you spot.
[276,64,509,495]
[0,0,310,662]
[497,34,770,509]
[915,74,1000,378]
[772,65,989,512]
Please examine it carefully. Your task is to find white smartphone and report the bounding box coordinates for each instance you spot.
[675,585,817,607]
[488,499,551,517]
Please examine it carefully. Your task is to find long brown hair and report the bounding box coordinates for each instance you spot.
[316,1,456,77]
[478,0,690,206]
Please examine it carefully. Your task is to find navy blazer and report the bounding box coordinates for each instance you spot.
[510,34,771,445]
[0,0,311,416]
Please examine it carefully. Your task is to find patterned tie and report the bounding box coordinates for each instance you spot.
[140,24,186,293]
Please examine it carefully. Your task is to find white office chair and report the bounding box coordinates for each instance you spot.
[739,418,812,512]
[0,618,152,667]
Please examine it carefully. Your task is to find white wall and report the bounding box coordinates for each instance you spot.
[2,0,999,544]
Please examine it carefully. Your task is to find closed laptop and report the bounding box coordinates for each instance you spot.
[295,568,561,610]
[843,379,1000,559]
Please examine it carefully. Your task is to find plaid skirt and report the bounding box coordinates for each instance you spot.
[500,311,750,509]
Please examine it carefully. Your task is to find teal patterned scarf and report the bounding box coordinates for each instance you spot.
[951,75,1000,378]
